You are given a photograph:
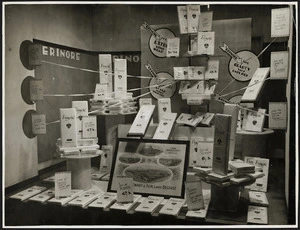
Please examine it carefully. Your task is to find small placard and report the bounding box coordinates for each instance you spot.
[94,83,108,101]
[82,116,97,139]
[197,32,215,55]
[268,102,287,129]
[116,176,134,203]
[270,51,289,80]
[185,181,204,210]
[198,11,213,32]
[30,79,43,101]
[177,6,188,34]
[187,5,201,33]
[166,37,180,57]
[271,7,290,38]
[32,114,46,134]
[55,171,71,198]
[205,59,219,80]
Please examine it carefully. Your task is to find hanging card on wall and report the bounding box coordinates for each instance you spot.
[187,5,201,33]
[30,79,43,101]
[99,54,112,93]
[32,114,46,135]
[177,6,188,34]
[271,7,290,38]
[270,51,289,80]
[268,102,287,129]
[197,32,215,55]
[205,59,219,80]
[198,11,213,32]
[166,37,180,57]
[174,67,189,80]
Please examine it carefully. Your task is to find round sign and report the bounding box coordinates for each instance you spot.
[228,50,260,82]
[149,72,176,99]
[149,28,176,58]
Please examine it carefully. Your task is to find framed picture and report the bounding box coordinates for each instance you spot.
[107,138,190,198]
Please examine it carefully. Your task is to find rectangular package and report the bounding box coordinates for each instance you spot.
[157,98,171,122]
[60,108,77,147]
[153,113,177,140]
[114,59,127,99]
[187,5,201,33]
[99,54,112,93]
[197,32,215,55]
[212,114,231,175]
[177,6,188,34]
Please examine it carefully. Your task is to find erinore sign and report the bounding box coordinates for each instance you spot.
[42,45,80,61]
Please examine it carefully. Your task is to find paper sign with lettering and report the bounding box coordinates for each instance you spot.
[185,181,204,210]
[166,37,180,57]
[116,176,134,203]
[30,79,43,101]
[270,51,289,80]
[60,108,77,147]
[32,114,46,134]
[82,116,97,139]
[271,7,290,37]
[55,171,71,198]
[198,11,213,32]
[268,102,287,129]
[205,59,219,80]
[94,83,107,101]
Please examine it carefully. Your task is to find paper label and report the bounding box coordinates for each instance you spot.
[205,59,219,80]
[32,114,46,135]
[241,67,270,101]
[166,37,180,57]
[157,98,171,122]
[116,176,134,203]
[30,79,43,101]
[187,5,201,33]
[177,6,188,34]
[55,171,71,198]
[270,51,289,79]
[271,7,290,37]
[197,32,215,55]
[174,67,188,80]
[153,113,177,140]
[60,108,77,147]
[198,11,213,32]
[82,116,97,139]
[188,66,205,80]
[185,181,204,210]
[268,102,287,129]
[99,54,112,93]
[114,59,127,99]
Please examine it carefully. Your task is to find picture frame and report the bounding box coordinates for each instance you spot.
[107,138,190,199]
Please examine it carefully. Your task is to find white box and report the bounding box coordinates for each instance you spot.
[166,37,180,57]
[60,108,77,147]
[153,113,177,140]
[187,5,201,33]
[177,6,188,34]
[174,67,189,80]
[188,66,205,80]
[197,32,215,55]
[157,98,171,122]
[99,54,112,93]
[114,59,127,99]
[82,116,97,139]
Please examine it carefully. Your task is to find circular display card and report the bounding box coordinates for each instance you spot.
[149,72,176,99]
[228,50,260,82]
[148,28,176,58]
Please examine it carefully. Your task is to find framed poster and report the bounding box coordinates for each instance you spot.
[107,138,190,198]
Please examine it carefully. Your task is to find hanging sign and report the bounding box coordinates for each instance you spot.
[145,63,176,99]
[142,21,176,58]
[220,43,260,82]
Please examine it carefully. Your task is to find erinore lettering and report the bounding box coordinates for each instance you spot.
[42,46,80,61]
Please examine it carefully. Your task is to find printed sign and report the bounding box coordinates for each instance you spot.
[220,43,260,81]
[185,181,205,210]
[108,139,189,198]
[55,171,71,198]
[116,176,134,203]
[271,7,290,37]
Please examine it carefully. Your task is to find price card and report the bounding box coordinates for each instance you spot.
[271,7,290,37]
[268,102,287,129]
[205,59,219,80]
[94,83,108,101]
[82,116,97,139]
[116,176,134,203]
[185,181,204,210]
[166,37,180,57]
[55,171,71,198]
[32,114,46,134]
